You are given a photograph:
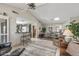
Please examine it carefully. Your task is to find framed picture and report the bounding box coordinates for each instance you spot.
[16,24,31,33]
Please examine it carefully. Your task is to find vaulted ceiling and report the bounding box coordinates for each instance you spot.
[2,3,79,24]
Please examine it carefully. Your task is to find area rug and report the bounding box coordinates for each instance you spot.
[20,39,57,56]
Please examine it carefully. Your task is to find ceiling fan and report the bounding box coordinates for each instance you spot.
[27,3,36,9]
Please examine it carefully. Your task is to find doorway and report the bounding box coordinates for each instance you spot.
[32,25,36,38]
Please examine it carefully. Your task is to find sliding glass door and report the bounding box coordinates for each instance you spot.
[0,16,9,44]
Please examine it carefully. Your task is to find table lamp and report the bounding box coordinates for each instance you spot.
[63,28,73,43]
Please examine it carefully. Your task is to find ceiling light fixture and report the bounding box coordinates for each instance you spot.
[54,17,60,21]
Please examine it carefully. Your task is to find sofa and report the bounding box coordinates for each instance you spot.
[0,42,12,56]
[4,48,25,56]
[61,40,79,56]
[66,41,79,56]
[9,48,25,56]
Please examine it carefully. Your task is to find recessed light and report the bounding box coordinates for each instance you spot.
[54,17,60,21]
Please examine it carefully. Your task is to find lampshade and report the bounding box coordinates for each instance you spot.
[63,29,73,36]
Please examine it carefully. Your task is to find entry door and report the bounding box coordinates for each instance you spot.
[0,15,9,44]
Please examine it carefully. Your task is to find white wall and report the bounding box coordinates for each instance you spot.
[0,4,42,47]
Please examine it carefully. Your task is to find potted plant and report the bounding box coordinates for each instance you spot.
[39,27,46,38]
[67,22,79,41]
[42,27,46,33]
